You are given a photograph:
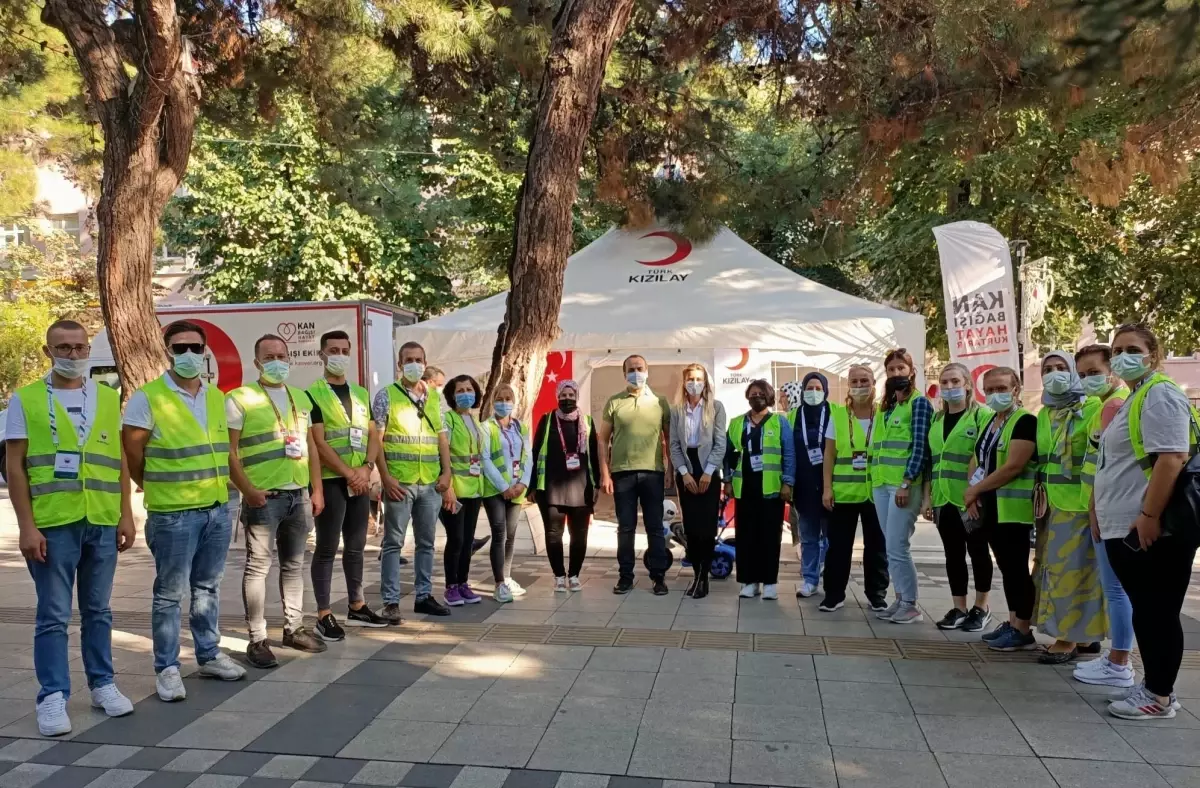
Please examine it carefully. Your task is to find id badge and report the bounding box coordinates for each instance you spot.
[349,426,365,450]
[565,454,581,471]
[53,450,81,479]
[469,456,482,477]
[851,451,867,471]
[807,448,823,465]
[512,460,522,477]
[284,433,303,460]
[750,453,764,472]
[970,467,986,486]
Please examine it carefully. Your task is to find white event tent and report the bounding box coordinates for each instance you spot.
[403,225,925,414]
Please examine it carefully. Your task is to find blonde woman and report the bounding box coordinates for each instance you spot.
[923,363,994,631]
[820,364,889,611]
[669,364,727,599]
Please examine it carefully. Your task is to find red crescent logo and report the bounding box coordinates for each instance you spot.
[162,319,243,392]
[726,348,750,371]
[971,364,996,404]
[637,231,692,267]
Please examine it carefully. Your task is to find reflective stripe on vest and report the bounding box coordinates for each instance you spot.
[446,410,493,498]
[1127,373,1200,479]
[384,386,443,485]
[1080,390,1127,501]
[1036,405,1090,513]
[870,398,916,487]
[727,412,783,499]
[536,414,592,491]
[229,383,312,491]
[17,380,122,528]
[994,408,1037,525]
[830,403,870,504]
[929,405,992,508]
[306,379,371,480]
[483,418,530,503]
[141,376,230,512]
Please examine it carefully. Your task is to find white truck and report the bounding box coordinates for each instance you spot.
[86,299,418,394]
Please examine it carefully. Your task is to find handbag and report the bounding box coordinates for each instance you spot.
[1160,414,1200,543]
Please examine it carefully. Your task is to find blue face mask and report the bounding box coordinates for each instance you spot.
[494,402,514,419]
[1111,352,1150,382]
[941,387,966,403]
[1081,374,1112,397]
[626,370,648,388]
[173,351,204,380]
[455,392,476,410]
[260,360,290,385]
[986,392,1014,411]
[1042,370,1072,395]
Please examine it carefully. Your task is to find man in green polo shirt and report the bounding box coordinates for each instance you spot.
[598,354,672,595]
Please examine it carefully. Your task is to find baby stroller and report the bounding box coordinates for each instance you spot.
[653,491,738,579]
[643,499,686,572]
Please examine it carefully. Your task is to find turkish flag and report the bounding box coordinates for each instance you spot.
[532,351,573,427]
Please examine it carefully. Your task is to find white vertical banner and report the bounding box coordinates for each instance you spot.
[714,348,771,420]
[932,221,1021,399]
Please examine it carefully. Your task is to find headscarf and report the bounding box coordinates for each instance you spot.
[555,379,581,422]
[1040,350,1086,410]
[796,371,831,479]
[780,380,804,412]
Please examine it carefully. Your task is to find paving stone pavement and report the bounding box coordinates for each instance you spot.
[4,532,1200,787]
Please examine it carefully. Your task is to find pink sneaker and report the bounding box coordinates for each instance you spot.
[459,584,482,604]
[444,586,464,607]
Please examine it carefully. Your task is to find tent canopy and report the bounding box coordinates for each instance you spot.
[407,226,924,372]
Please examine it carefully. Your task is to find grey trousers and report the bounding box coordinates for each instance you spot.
[242,489,313,642]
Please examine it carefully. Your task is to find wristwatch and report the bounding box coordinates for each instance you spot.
[900,481,911,490]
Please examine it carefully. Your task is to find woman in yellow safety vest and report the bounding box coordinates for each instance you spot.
[723,379,796,600]
[1072,344,1134,688]
[963,367,1039,652]
[481,383,532,604]
[922,362,994,633]
[819,364,888,612]
[440,374,505,607]
[1033,350,1107,665]
[1094,324,1197,720]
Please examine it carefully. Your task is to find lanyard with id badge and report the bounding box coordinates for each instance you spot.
[744,415,767,472]
[500,421,524,479]
[48,380,89,480]
[319,380,365,451]
[464,415,483,477]
[800,406,828,466]
[262,385,304,460]
[556,416,582,471]
[850,411,871,472]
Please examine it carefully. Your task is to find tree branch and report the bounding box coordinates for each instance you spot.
[130,0,184,146]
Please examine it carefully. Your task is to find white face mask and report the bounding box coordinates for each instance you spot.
[402,362,425,383]
[685,380,705,397]
[325,355,350,377]
[850,387,872,402]
[802,390,825,406]
[52,357,87,380]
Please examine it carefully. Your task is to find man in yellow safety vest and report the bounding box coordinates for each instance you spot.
[123,321,247,702]
[227,334,326,669]
[6,319,136,736]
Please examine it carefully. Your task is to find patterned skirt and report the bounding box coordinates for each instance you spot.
[1033,506,1108,642]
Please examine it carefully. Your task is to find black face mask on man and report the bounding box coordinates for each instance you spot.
[558,399,578,413]
[885,376,912,396]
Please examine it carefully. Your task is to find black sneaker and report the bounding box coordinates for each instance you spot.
[471,535,491,555]
[613,578,634,595]
[962,606,992,632]
[652,579,669,596]
[936,608,969,630]
[246,639,278,669]
[415,595,451,616]
[283,627,327,653]
[867,598,889,613]
[380,603,404,626]
[982,621,1013,642]
[315,614,346,642]
[818,597,845,612]
[347,604,389,628]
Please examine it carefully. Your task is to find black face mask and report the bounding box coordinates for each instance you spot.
[885,376,912,396]
[558,399,577,413]
[748,396,768,412]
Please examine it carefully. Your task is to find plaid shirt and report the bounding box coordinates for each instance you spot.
[900,395,934,482]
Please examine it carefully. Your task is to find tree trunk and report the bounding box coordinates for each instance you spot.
[482,0,636,419]
[43,1,198,398]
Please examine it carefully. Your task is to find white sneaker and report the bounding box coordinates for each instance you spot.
[494,583,514,603]
[797,581,817,598]
[762,584,779,600]
[156,666,187,702]
[1109,685,1177,720]
[90,684,134,717]
[1074,655,1136,688]
[36,692,71,737]
[507,578,527,597]
[568,576,583,592]
[199,654,247,682]
[739,583,758,598]
[554,577,568,593]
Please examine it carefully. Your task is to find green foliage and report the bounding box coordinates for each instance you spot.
[0,299,54,400]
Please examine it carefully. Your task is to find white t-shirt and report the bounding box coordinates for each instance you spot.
[6,382,95,442]
[824,418,873,441]
[123,374,212,437]
[226,385,304,490]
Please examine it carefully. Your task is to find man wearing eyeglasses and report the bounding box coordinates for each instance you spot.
[6,319,136,736]
[122,321,247,702]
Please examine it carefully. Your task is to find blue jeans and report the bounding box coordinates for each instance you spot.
[614,471,668,582]
[794,506,829,587]
[146,503,231,673]
[381,483,441,602]
[1093,531,1134,651]
[27,521,117,703]
[873,485,920,602]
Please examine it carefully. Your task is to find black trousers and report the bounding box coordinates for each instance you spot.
[614,470,668,582]
[542,504,591,578]
[823,501,888,605]
[985,522,1035,620]
[678,448,720,575]
[935,504,994,598]
[481,495,521,582]
[439,497,482,586]
[735,494,784,584]
[1106,536,1198,697]
[311,478,370,611]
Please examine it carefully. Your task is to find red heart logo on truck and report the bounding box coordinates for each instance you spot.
[277,322,297,341]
